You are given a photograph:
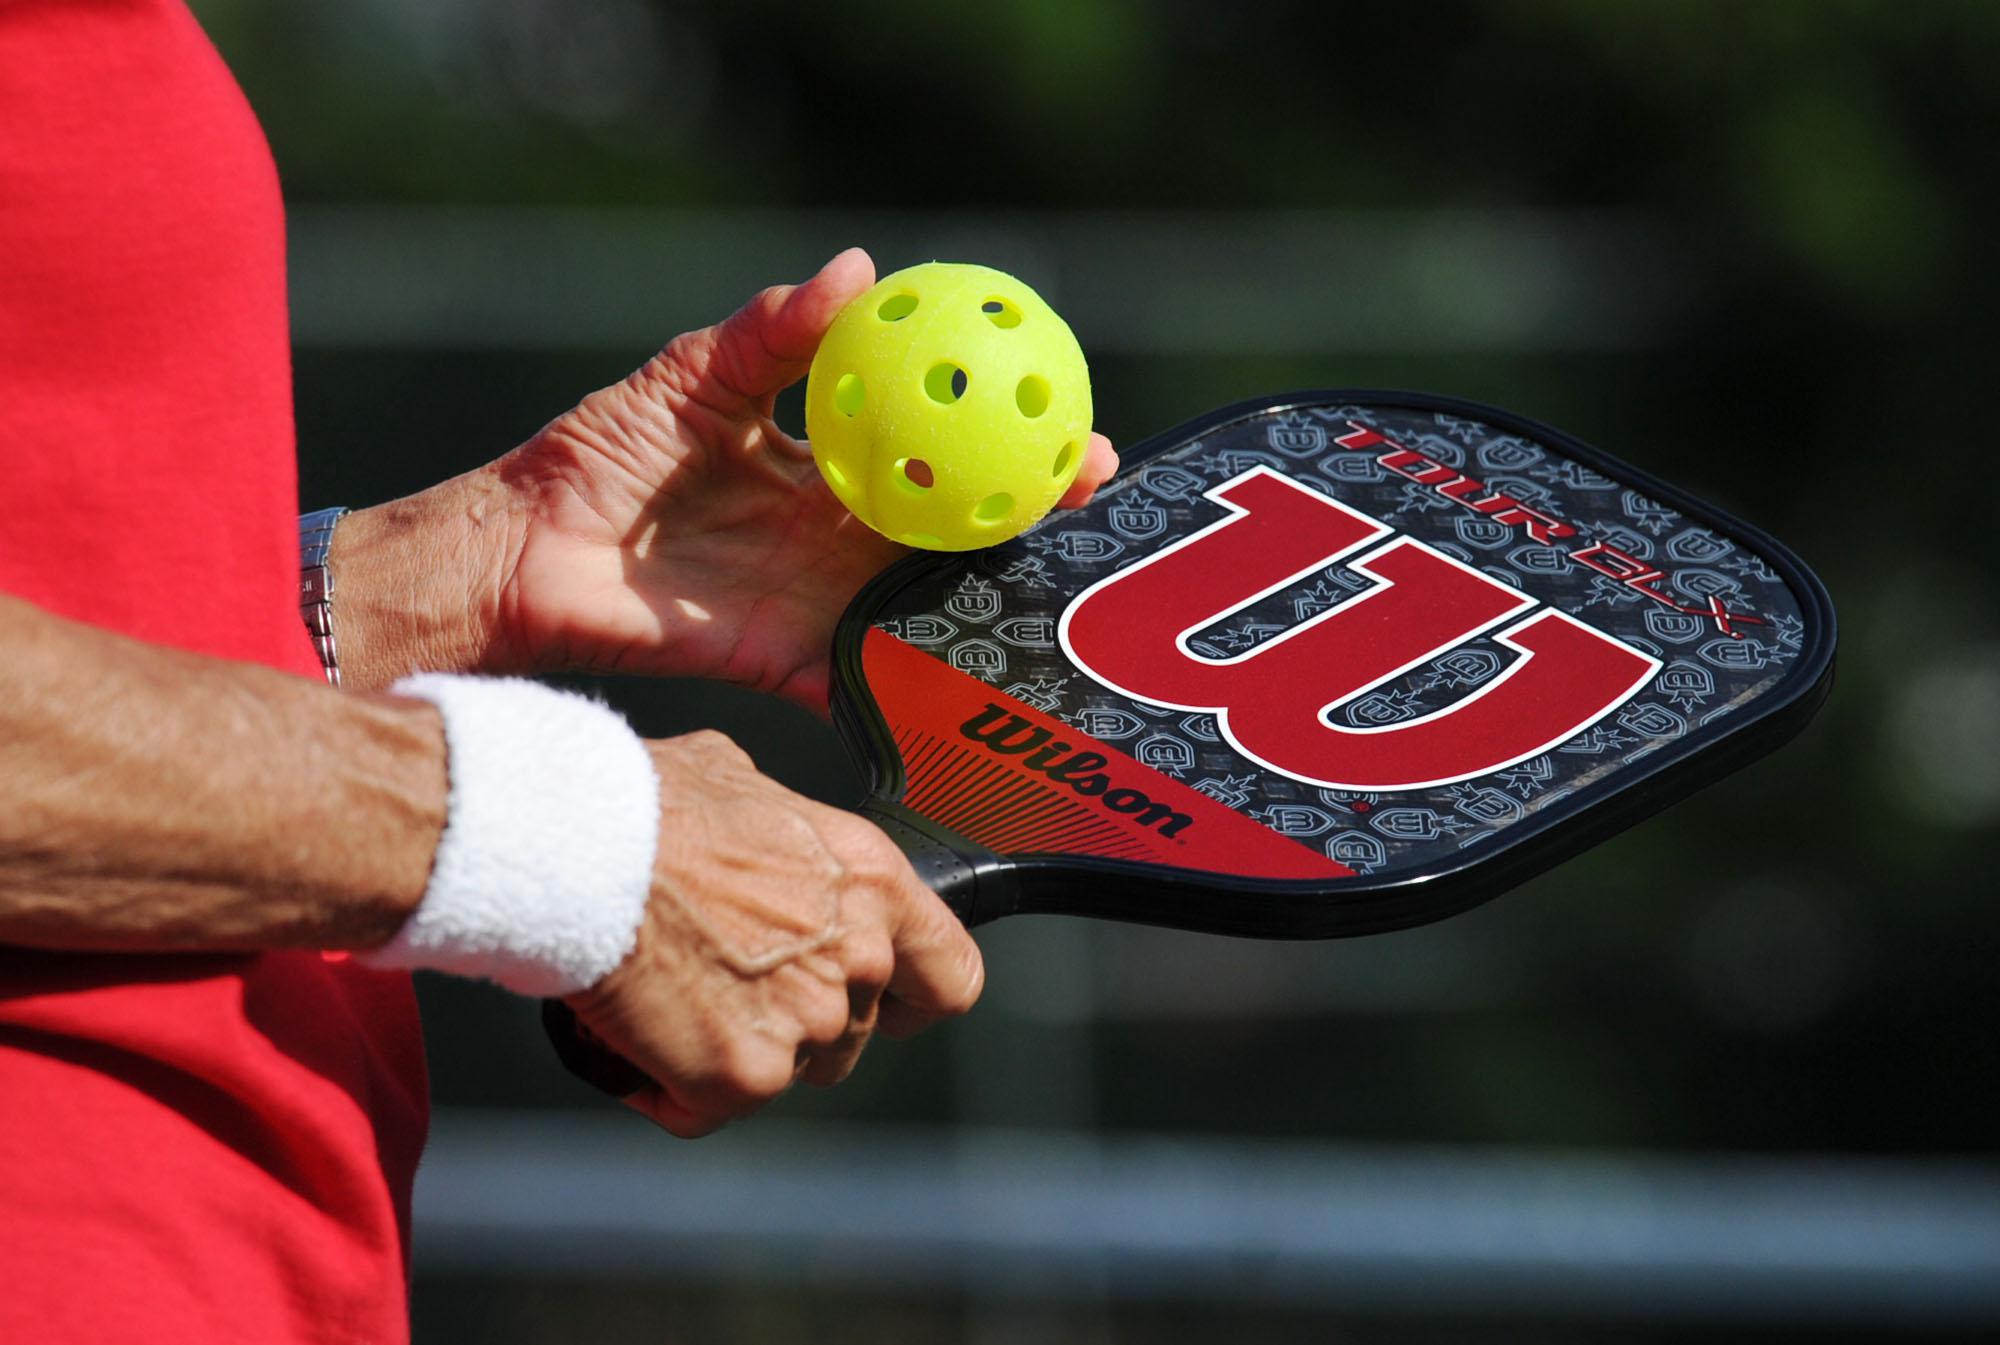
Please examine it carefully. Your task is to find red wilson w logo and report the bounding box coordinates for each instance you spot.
[1057,468,1660,792]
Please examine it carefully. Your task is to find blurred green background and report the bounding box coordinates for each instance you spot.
[195,1,1997,1340]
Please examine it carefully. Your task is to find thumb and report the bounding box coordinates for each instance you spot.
[691,247,877,407]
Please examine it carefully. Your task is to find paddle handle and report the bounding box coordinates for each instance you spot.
[541,999,651,1098]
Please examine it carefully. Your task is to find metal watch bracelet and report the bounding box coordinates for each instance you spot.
[299,507,349,687]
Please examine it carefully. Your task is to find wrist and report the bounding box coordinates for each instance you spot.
[363,674,660,995]
[327,466,528,688]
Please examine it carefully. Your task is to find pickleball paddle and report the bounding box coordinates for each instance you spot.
[544,390,1835,1096]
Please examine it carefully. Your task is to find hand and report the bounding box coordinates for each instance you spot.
[483,247,1117,706]
[561,730,982,1136]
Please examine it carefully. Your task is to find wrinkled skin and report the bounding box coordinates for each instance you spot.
[564,731,985,1136]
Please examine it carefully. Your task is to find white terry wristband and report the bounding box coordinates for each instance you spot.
[363,674,660,997]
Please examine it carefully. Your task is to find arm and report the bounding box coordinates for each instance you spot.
[0,591,441,950]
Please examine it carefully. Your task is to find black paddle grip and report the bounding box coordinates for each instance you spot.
[541,998,651,1098]
[853,799,1010,926]
[541,803,1008,1100]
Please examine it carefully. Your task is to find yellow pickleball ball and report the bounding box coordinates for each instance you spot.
[805,262,1091,551]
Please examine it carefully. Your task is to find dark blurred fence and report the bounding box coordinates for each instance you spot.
[414,1111,2000,1326]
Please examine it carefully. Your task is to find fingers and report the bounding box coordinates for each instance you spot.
[700,247,877,407]
[588,742,984,1139]
[881,879,986,1036]
[624,955,889,1133]
[622,1048,792,1139]
[1056,431,1120,510]
[789,823,979,1077]
[623,1082,722,1139]
[793,929,893,1086]
[875,992,941,1041]
[797,919,978,1076]
[795,1002,878,1088]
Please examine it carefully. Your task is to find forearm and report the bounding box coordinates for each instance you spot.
[323,463,526,691]
[0,593,444,952]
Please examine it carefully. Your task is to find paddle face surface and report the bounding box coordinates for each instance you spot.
[545,389,1837,1096]
[833,391,1834,937]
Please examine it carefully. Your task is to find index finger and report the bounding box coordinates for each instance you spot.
[882,880,985,1028]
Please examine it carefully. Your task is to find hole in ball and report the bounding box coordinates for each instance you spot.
[1015,375,1051,418]
[973,492,1015,524]
[924,363,968,404]
[899,532,944,549]
[877,293,918,322]
[833,373,866,417]
[1053,442,1078,478]
[898,457,935,490]
[982,298,1023,329]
